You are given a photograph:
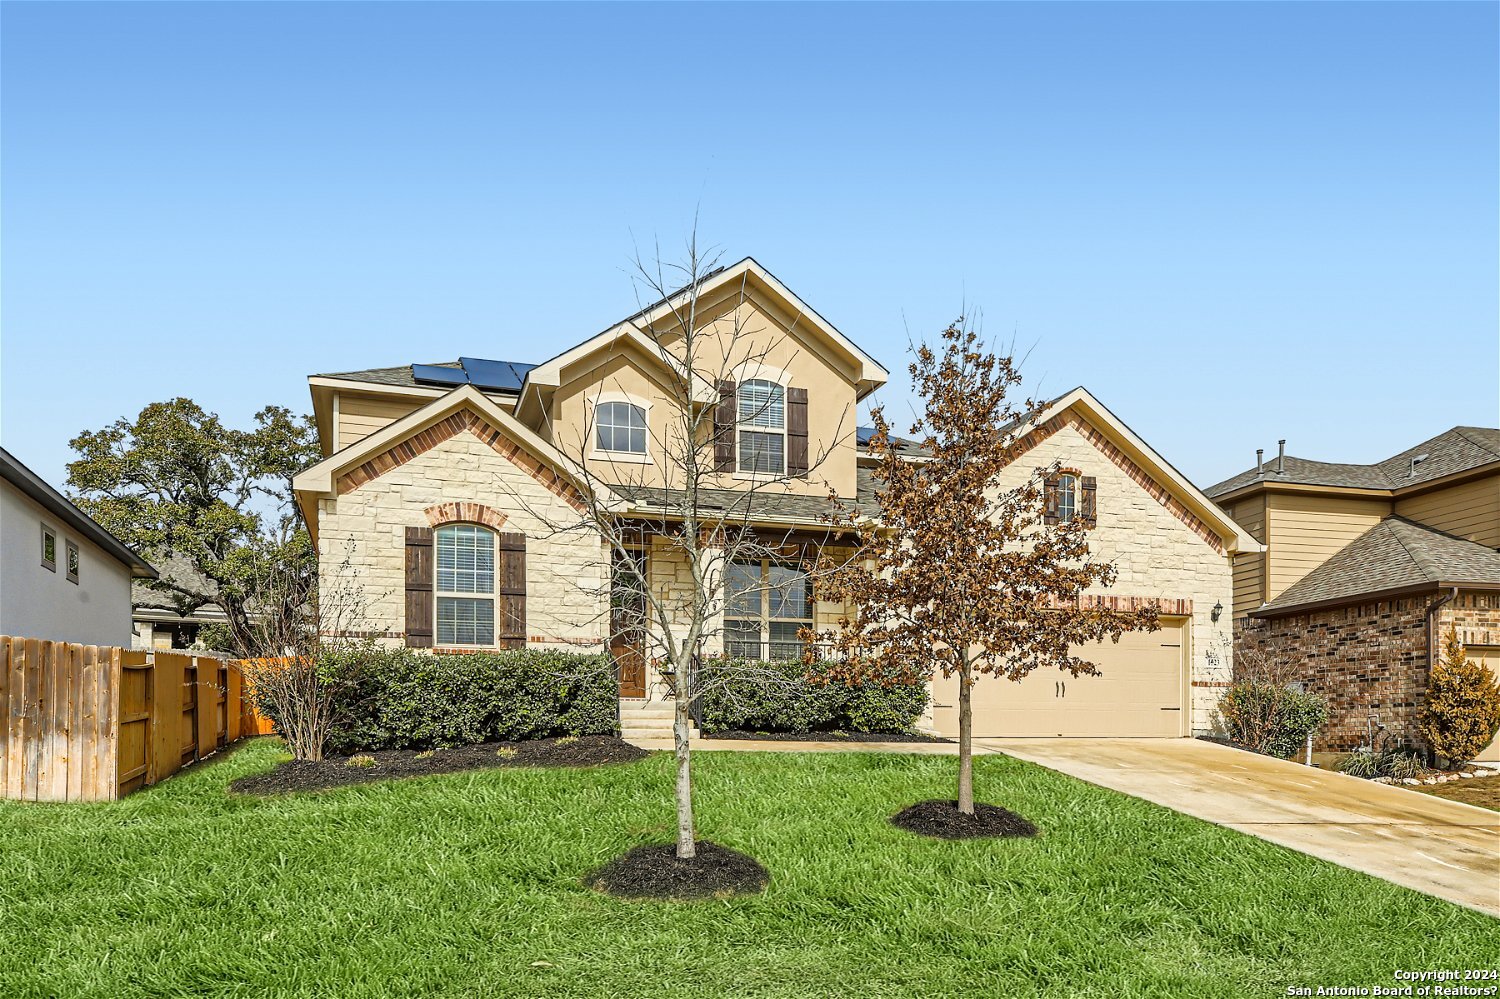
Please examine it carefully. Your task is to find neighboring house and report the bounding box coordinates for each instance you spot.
[129,553,234,651]
[292,257,1257,741]
[1207,430,1500,761]
[0,447,157,647]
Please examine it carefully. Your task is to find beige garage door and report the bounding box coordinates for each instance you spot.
[1469,646,1500,763]
[930,619,1187,738]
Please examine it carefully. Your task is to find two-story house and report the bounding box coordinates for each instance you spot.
[292,258,1257,741]
[1207,430,1500,760]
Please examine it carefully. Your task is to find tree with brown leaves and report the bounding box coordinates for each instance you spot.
[813,322,1160,816]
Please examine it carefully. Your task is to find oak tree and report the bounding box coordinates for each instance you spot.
[814,322,1160,814]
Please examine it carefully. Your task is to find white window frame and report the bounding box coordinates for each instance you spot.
[587,392,653,465]
[723,558,814,661]
[1056,473,1078,522]
[736,378,787,477]
[434,524,498,648]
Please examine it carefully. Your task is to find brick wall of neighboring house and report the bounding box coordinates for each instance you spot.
[1235,594,1437,753]
[1439,590,1500,649]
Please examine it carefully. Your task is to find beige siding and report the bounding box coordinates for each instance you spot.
[1229,496,1267,616]
[336,394,423,450]
[1265,493,1392,600]
[1395,474,1500,548]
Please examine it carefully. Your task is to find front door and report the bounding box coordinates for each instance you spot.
[610,548,647,698]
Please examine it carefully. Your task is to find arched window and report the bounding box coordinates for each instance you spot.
[435,524,496,646]
[1055,473,1078,522]
[737,379,786,474]
[595,401,647,454]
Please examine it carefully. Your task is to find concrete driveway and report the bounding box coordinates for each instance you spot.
[979,737,1500,918]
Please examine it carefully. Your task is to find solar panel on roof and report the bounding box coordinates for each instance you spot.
[458,357,535,392]
[411,364,470,387]
[856,426,876,445]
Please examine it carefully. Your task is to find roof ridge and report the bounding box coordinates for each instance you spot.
[1382,516,1437,579]
[1449,425,1500,461]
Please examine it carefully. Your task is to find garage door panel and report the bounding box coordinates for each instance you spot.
[930,619,1186,739]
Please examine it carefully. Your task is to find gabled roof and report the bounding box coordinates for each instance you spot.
[1206,426,1500,499]
[292,385,618,539]
[0,447,157,578]
[1253,517,1500,616]
[521,257,889,404]
[1015,388,1262,555]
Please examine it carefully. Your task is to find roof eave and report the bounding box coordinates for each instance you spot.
[1248,580,1500,619]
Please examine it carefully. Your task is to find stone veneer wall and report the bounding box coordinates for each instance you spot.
[318,430,606,650]
[989,422,1237,734]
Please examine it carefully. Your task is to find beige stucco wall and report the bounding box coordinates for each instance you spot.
[316,430,607,650]
[547,291,862,501]
[979,421,1237,734]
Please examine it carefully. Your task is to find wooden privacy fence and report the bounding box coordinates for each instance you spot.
[0,636,267,802]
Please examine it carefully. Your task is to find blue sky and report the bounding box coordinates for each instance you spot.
[3,1,1496,492]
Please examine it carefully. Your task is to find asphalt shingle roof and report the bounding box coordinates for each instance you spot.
[611,467,882,524]
[1254,517,1500,615]
[1206,427,1500,498]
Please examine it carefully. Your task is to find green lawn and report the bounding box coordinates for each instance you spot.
[1,739,1494,999]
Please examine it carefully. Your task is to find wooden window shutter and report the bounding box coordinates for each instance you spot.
[1042,473,1060,525]
[714,379,736,472]
[1080,476,1098,527]
[496,532,527,649]
[786,386,809,478]
[404,526,434,648]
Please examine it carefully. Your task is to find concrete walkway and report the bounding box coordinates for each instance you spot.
[980,737,1500,918]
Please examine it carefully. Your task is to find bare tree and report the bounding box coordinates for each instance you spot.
[512,233,858,859]
[238,543,384,761]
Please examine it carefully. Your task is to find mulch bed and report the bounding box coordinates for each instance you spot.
[229,736,649,796]
[587,841,769,901]
[891,800,1040,840]
[704,729,952,744]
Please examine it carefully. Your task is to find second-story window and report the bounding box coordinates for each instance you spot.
[1055,473,1078,522]
[596,401,647,455]
[737,379,785,474]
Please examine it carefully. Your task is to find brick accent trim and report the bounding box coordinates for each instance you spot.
[336,411,590,513]
[1043,594,1193,616]
[424,501,510,531]
[1011,412,1225,555]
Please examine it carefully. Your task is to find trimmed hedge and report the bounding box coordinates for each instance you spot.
[319,646,617,754]
[698,659,928,735]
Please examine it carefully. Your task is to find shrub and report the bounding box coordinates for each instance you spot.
[698,659,928,734]
[347,754,377,769]
[1218,682,1327,760]
[1421,629,1500,767]
[320,646,617,754]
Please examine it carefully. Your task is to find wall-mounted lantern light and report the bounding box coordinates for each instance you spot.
[1211,601,1223,622]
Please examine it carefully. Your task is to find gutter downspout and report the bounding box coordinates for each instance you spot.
[1425,586,1459,665]
[1423,587,1460,756]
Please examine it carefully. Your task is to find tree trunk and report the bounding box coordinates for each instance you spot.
[957,661,974,814]
[673,694,696,859]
